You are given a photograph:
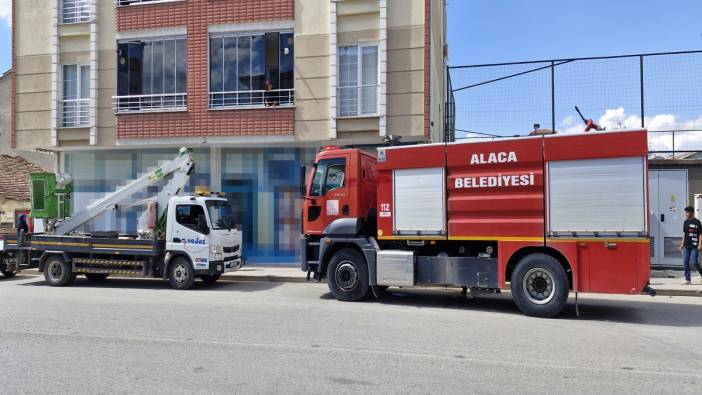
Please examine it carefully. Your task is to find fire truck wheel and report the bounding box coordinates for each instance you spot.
[1,270,17,278]
[85,273,109,282]
[44,256,74,287]
[169,257,195,290]
[327,249,370,302]
[511,253,569,318]
[200,274,221,284]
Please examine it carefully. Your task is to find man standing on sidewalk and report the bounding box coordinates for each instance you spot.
[680,206,702,285]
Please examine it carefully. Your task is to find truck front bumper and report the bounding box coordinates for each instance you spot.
[207,255,243,275]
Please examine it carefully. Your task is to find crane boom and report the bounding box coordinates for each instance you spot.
[55,148,195,235]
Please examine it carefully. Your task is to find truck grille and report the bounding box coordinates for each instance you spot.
[223,245,239,254]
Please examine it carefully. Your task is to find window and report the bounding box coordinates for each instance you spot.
[61,64,91,127]
[339,44,378,117]
[206,200,235,230]
[310,158,346,197]
[209,32,294,108]
[325,165,345,191]
[61,0,90,24]
[115,37,187,112]
[176,205,207,233]
[116,0,182,6]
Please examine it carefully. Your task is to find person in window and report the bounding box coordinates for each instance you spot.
[16,214,29,238]
[679,206,702,285]
[326,167,344,191]
[264,80,278,107]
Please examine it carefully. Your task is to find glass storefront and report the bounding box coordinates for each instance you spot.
[65,147,314,265]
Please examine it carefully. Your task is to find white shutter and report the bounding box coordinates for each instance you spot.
[394,167,445,235]
[548,156,646,235]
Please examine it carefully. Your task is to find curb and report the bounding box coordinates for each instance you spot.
[7,271,702,296]
[220,275,311,284]
[650,289,702,297]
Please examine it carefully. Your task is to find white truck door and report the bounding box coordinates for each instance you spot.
[168,203,211,271]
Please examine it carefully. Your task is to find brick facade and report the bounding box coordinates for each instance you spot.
[115,0,295,140]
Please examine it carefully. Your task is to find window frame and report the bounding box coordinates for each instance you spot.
[337,43,380,118]
[207,30,295,110]
[60,0,91,25]
[114,36,188,113]
[309,158,347,197]
[115,0,184,7]
[60,63,91,128]
[175,204,208,234]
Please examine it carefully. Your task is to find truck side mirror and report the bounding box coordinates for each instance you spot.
[197,214,210,235]
[301,164,313,197]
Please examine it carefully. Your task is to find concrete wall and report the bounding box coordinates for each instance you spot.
[295,0,436,146]
[0,71,55,169]
[0,197,29,228]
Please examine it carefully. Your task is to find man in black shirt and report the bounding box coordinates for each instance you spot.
[680,206,702,285]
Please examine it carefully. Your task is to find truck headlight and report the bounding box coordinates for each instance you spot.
[211,245,222,255]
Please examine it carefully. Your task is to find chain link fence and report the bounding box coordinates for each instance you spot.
[447,50,702,158]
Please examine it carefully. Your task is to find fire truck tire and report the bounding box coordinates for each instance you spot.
[327,249,370,302]
[85,273,109,282]
[200,274,221,284]
[44,256,74,287]
[168,257,195,290]
[1,270,17,278]
[511,253,569,318]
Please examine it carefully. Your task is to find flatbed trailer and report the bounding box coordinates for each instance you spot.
[1,231,240,285]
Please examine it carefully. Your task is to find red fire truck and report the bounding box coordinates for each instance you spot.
[301,129,654,317]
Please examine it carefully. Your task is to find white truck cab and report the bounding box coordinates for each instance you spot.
[166,195,243,284]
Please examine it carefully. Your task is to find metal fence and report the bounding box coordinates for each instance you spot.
[447,50,702,158]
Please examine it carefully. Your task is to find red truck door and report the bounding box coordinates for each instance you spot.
[304,154,352,235]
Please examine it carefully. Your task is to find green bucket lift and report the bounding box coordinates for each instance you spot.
[30,173,73,220]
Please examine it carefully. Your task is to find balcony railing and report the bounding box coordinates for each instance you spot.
[115,0,183,6]
[61,0,91,24]
[113,93,187,113]
[60,98,91,128]
[209,89,295,109]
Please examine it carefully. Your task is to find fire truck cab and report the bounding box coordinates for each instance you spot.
[301,130,652,317]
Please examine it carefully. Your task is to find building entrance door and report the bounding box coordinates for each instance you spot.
[649,170,688,268]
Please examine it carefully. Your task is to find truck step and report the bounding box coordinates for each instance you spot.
[73,268,144,276]
[73,258,144,267]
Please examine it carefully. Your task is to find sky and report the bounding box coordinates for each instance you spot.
[0,0,9,72]
[447,0,702,150]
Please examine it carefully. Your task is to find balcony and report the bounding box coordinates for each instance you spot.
[60,98,91,128]
[115,0,183,6]
[113,93,187,113]
[209,89,295,110]
[61,0,91,24]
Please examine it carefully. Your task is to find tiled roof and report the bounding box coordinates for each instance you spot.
[0,155,46,201]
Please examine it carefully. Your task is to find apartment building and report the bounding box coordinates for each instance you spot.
[12,0,448,264]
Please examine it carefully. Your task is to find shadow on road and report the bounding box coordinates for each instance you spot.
[0,274,38,283]
[18,277,283,292]
[320,288,702,328]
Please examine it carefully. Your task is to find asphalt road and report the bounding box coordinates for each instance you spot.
[1,274,701,394]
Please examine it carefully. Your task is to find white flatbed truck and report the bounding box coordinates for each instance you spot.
[0,148,243,289]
